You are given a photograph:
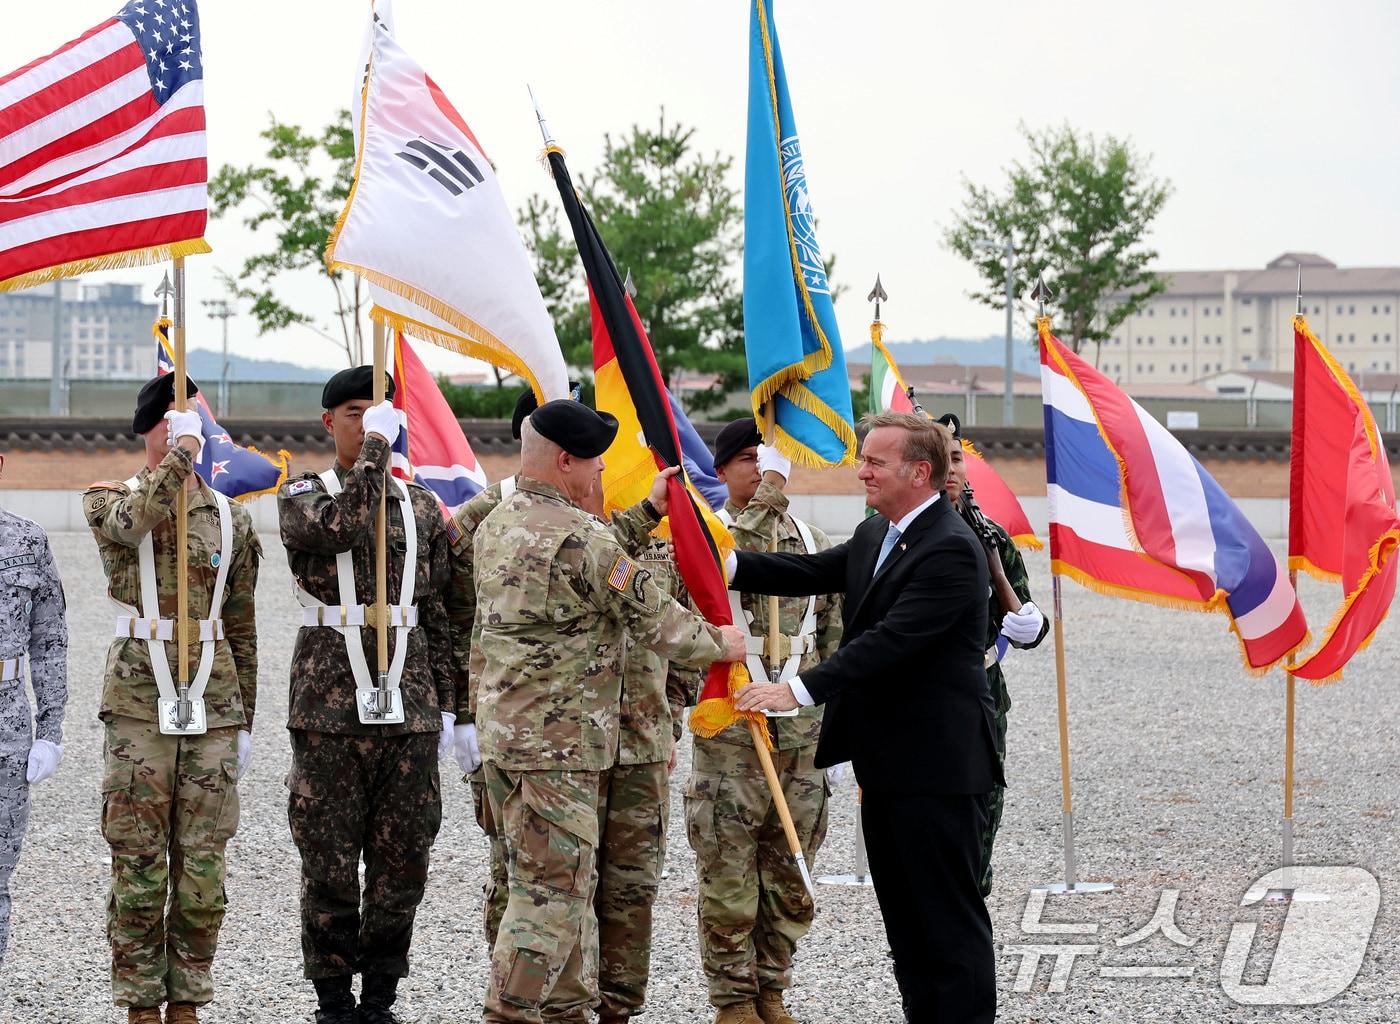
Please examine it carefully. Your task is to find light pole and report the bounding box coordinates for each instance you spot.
[973,236,1015,426]
[203,298,236,418]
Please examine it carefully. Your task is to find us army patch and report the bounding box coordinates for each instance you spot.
[446,517,464,545]
[607,555,638,593]
[286,479,316,496]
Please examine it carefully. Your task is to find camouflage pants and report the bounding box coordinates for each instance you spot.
[483,764,607,1024]
[100,716,240,1008]
[597,760,669,1020]
[471,768,509,953]
[0,683,33,969]
[287,730,441,980]
[685,735,828,1008]
[979,666,1011,898]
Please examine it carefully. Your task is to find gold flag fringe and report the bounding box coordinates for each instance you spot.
[0,238,211,294]
[1287,529,1400,683]
[688,661,772,744]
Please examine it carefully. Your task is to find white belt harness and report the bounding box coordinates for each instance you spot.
[295,470,418,711]
[110,476,234,732]
[717,510,819,716]
[0,654,26,684]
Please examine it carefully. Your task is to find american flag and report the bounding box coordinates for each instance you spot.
[0,1,209,291]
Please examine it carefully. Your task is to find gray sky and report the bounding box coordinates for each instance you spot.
[8,0,1399,376]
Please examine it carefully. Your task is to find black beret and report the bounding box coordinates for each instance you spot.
[529,400,618,458]
[132,373,199,435]
[322,365,394,410]
[935,411,962,442]
[712,416,762,469]
[511,380,583,440]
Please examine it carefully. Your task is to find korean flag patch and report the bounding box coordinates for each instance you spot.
[286,479,316,497]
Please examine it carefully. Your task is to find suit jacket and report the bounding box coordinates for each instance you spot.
[731,495,1002,796]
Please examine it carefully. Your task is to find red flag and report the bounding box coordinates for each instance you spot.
[1287,315,1400,681]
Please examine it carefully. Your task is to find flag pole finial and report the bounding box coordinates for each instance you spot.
[155,271,174,319]
[527,84,556,148]
[1295,262,1303,317]
[1031,272,1054,319]
[867,274,888,324]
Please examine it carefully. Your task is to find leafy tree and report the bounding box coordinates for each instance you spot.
[519,110,745,411]
[209,111,364,366]
[945,123,1172,354]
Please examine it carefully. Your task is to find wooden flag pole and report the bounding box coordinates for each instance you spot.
[372,320,390,698]
[172,256,192,725]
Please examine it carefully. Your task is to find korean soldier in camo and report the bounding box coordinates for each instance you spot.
[83,374,261,1024]
[687,418,843,1024]
[279,367,459,1024]
[0,449,68,969]
[472,400,746,1024]
[937,412,1048,897]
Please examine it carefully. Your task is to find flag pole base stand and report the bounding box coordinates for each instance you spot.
[1029,881,1115,896]
[1253,819,1329,903]
[817,873,874,887]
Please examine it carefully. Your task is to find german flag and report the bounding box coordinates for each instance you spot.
[544,145,762,738]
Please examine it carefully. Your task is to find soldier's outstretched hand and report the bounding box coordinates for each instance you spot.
[718,624,747,662]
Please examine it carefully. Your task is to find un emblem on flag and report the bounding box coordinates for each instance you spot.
[779,135,828,294]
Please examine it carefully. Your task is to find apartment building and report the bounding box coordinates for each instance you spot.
[0,280,157,380]
[1099,253,1400,386]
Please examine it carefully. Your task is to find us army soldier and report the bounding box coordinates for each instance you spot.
[0,449,68,968]
[687,418,842,1024]
[473,400,746,1024]
[84,374,261,1024]
[937,412,1047,897]
[279,366,457,1024]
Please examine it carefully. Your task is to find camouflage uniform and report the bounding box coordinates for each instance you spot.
[978,519,1048,897]
[686,481,840,1009]
[596,537,699,1021]
[0,506,67,968]
[445,478,511,952]
[278,434,455,982]
[83,447,260,1008]
[473,477,725,1024]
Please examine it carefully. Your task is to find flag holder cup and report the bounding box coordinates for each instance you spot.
[358,671,405,726]
[159,687,207,736]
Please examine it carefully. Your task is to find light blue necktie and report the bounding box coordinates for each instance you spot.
[872,523,902,578]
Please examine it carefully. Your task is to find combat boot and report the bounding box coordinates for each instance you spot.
[128,1009,162,1024]
[756,990,799,1024]
[313,976,356,1024]
[357,974,401,1024]
[714,1002,764,1024]
[165,1004,199,1024]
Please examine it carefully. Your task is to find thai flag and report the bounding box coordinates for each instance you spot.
[1040,322,1307,672]
[390,331,486,515]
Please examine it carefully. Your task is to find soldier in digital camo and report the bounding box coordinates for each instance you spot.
[83,375,261,1024]
[937,413,1048,897]
[687,418,842,1024]
[0,450,68,970]
[471,400,746,1024]
[279,367,459,1024]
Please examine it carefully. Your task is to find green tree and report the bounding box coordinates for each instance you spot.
[945,123,1172,354]
[209,111,364,366]
[519,110,745,411]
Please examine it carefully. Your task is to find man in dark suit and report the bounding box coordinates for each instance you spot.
[733,411,1000,1024]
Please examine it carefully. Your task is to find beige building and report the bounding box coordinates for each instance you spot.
[0,280,155,380]
[1099,253,1400,386]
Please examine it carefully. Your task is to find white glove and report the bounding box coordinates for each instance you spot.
[825,762,847,789]
[756,444,791,482]
[25,739,63,785]
[1000,601,1045,644]
[454,722,481,775]
[235,730,253,780]
[362,400,400,445]
[164,409,204,456]
[438,712,456,760]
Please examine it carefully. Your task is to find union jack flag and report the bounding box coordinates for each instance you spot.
[0,1,210,291]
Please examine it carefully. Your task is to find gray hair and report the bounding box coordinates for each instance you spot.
[859,410,951,483]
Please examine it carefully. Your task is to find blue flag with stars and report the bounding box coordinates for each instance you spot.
[742,0,855,468]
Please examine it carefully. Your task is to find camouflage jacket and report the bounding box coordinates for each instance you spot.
[716,481,842,751]
[83,447,261,729]
[278,435,454,736]
[618,537,701,764]
[471,476,725,772]
[0,507,68,743]
[985,518,1048,710]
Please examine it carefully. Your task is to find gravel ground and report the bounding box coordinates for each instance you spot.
[1,533,1395,1023]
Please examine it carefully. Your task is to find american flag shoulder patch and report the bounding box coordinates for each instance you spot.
[607,555,636,594]
[446,517,464,545]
